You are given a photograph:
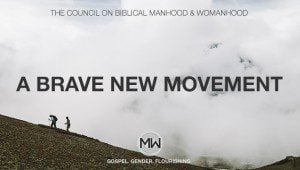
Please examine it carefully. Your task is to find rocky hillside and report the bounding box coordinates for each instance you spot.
[0,114,204,169]
[1,114,299,170]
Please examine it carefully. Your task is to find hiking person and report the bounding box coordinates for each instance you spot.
[65,116,70,131]
[49,115,58,128]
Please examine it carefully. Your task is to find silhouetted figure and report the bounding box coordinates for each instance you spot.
[65,116,70,131]
[49,115,58,128]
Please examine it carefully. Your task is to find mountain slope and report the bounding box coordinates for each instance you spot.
[0,114,203,169]
[256,156,300,170]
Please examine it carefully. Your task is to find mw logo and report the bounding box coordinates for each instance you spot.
[138,132,162,156]
[140,137,161,148]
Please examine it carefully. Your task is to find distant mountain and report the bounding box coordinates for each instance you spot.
[0,114,203,169]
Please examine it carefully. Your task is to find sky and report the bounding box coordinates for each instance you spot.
[0,0,300,168]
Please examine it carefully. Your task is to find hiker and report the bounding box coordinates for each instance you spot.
[49,115,58,128]
[65,116,70,131]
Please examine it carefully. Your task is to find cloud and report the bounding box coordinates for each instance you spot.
[0,0,299,168]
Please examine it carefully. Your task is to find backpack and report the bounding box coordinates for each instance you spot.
[50,115,58,121]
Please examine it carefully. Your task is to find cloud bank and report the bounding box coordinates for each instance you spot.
[0,0,299,168]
